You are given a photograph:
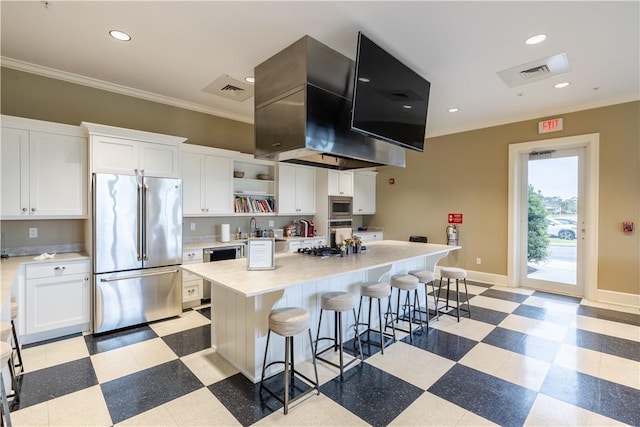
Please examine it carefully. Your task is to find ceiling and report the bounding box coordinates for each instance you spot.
[1,1,638,138]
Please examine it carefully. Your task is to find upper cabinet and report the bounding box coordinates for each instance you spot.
[82,122,186,177]
[328,170,354,196]
[180,145,235,216]
[233,155,276,215]
[278,163,316,215]
[353,171,377,215]
[1,116,87,219]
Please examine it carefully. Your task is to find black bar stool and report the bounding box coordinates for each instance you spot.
[387,274,427,342]
[355,281,396,354]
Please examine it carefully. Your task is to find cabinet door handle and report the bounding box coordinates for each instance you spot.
[22,208,28,212]
[31,208,36,212]
[54,266,66,270]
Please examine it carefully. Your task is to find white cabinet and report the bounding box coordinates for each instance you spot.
[180,149,234,216]
[182,249,204,307]
[353,171,377,214]
[233,158,276,215]
[355,231,384,243]
[83,122,186,177]
[278,163,316,215]
[1,116,87,219]
[25,259,90,336]
[287,237,326,252]
[328,170,354,196]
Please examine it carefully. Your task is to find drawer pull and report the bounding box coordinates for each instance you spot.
[54,266,66,270]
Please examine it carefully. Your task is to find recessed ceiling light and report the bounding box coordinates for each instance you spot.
[448,108,459,113]
[358,77,370,83]
[403,105,412,109]
[109,30,131,41]
[554,82,571,88]
[244,76,255,84]
[525,33,547,45]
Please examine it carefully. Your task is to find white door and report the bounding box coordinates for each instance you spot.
[180,152,205,215]
[0,127,29,217]
[203,155,233,214]
[295,166,316,214]
[520,147,585,295]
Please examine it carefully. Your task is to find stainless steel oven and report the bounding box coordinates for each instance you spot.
[203,245,244,262]
[329,196,353,219]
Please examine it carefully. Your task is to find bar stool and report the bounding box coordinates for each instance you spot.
[10,300,23,376]
[355,281,396,355]
[438,267,471,322]
[387,274,426,342]
[0,323,18,401]
[1,342,13,426]
[260,307,319,415]
[408,270,440,322]
[315,291,363,379]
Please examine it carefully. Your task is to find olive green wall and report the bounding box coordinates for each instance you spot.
[0,67,254,152]
[370,101,639,295]
[1,67,638,296]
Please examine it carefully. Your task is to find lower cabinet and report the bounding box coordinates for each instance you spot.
[25,259,90,339]
[356,231,384,243]
[182,249,204,308]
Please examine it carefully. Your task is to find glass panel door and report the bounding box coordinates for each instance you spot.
[521,147,585,295]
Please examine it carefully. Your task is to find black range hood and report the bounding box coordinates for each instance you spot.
[254,36,406,170]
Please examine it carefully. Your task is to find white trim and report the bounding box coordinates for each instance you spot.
[1,114,84,137]
[508,133,599,298]
[1,57,253,125]
[81,122,187,145]
[592,289,640,311]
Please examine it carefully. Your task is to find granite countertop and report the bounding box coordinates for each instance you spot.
[182,240,458,297]
[1,252,89,309]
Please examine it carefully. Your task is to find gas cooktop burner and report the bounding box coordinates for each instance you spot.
[297,246,343,257]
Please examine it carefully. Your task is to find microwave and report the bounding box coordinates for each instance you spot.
[329,196,353,219]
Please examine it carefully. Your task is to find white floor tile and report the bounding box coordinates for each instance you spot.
[522,295,579,313]
[572,315,640,342]
[524,394,626,426]
[499,314,569,342]
[467,295,519,313]
[430,316,495,342]
[149,310,211,337]
[47,385,112,426]
[180,348,238,386]
[165,388,241,426]
[389,392,466,426]
[490,286,535,296]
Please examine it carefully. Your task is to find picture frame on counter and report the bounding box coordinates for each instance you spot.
[246,238,275,270]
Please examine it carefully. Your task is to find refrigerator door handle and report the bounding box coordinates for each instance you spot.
[99,269,180,282]
[143,183,149,261]
[137,182,144,261]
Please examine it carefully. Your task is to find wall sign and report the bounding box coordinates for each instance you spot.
[448,213,463,224]
[246,238,275,270]
[538,118,563,134]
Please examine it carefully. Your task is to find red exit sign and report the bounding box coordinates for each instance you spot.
[448,213,463,224]
[538,118,563,134]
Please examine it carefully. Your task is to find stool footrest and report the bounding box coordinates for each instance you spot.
[315,345,361,372]
[260,370,319,410]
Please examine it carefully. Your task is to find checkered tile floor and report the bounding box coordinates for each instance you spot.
[8,283,640,426]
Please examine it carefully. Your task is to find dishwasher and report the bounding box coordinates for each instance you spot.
[201,245,244,299]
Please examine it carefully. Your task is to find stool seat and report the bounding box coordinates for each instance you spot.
[0,323,11,342]
[321,291,354,312]
[391,274,419,291]
[408,270,435,283]
[441,267,467,280]
[269,307,310,337]
[361,282,391,299]
[10,302,18,320]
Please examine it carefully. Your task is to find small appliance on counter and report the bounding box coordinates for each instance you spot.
[298,219,315,237]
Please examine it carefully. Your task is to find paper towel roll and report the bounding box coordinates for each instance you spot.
[221,224,230,242]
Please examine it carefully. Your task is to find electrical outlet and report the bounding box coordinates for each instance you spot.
[268,220,275,227]
[29,228,38,238]
[190,223,196,231]
[476,257,482,265]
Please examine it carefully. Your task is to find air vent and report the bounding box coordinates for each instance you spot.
[202,74,254,102]
[497,53,571,88]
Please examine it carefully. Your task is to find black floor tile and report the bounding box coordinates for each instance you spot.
[513,304,576,324]
[577,305,640,326]
[84,324,158,355]
[479,289,529,303]
[428,364,537,427]
[208,372,280,426]
[532,290,581,305]
[197,306,212,320]
[11,357,98,410]
[162,324,211,357]
[482,327,560,363]
[403,328,477,361]
[101,359,203,424]
[461,304,508,325]
[565,328,640,362]
[320,362,424,427]
[541,365,640,425]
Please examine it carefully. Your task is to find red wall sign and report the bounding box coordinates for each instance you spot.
[448,213,463,224]
[538,118,563,134]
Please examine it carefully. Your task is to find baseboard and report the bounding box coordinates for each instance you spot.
[435,267,509,287]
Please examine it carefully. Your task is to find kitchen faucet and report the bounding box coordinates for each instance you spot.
[249,217,257,237]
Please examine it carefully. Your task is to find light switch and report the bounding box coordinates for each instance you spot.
[29,228,38,238]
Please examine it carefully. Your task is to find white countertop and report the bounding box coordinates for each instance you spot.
[182,240,458,297]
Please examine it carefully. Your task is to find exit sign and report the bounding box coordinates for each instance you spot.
[538,118,563,134]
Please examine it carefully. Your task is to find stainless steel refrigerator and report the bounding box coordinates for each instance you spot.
[92,173,183,333]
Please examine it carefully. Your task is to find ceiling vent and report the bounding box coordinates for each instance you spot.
[202,74,254,102]
[497,53,571,88]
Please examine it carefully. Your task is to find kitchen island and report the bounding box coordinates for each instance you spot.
[182,240,459,381]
